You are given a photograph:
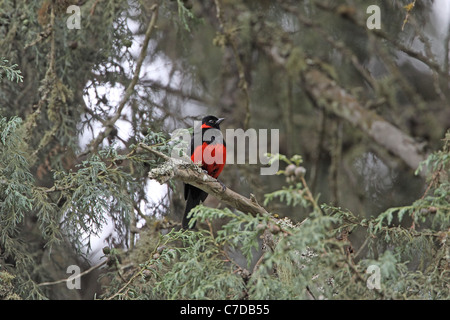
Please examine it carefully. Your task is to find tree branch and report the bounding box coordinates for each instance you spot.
[138,143,269,217]
[38,259,107,287]
[302,69,426,173]
[255,24,427,174]
[79,3,159,158]
[314,1,447,79]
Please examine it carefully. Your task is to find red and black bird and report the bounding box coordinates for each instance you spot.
[183,115,226,229]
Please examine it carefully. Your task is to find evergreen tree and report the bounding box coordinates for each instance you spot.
[0,0,448,299]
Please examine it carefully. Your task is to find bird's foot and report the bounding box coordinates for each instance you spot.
[217,179,227,192]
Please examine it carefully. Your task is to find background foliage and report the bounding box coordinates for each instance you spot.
[0,0,448,299]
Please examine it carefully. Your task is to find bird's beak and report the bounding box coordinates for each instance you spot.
[215,118,225,125]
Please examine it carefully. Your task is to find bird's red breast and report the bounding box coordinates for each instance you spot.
[191,141,226,179]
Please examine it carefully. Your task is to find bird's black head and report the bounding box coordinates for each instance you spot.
[201,115,225,129]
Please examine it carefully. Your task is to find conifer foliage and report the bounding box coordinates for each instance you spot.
[0,0,449,299]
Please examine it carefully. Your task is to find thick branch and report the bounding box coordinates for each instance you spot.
[257,33,426,173]
[139,143,268,217]
[303,69,426,173]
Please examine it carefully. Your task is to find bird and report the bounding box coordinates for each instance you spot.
[183,115,226,229]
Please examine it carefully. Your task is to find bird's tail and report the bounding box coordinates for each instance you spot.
[182,191,201,229]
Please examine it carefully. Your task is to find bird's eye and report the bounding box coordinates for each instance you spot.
[209,120,214,123]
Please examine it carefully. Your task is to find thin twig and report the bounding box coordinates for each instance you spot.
[315,0,447,79]
[79,3,159,158]
[300,176,323,214]
[106,237,163,300]
[38,259,107,287]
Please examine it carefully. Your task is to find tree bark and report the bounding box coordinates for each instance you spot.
[256,31,427,174]
[140,143,268,217]
[303,69,426,173]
